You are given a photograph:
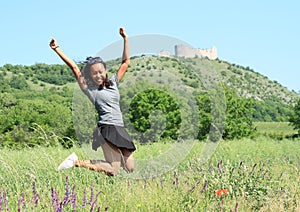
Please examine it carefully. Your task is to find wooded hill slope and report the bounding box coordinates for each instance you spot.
[124,56,298,105]
[1,56,299,147]
[0,55,298,124]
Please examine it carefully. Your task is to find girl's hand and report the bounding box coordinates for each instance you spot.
[119,28,127,38]
[49,38,59,49]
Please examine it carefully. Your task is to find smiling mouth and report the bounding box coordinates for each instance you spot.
[95,78,104,84]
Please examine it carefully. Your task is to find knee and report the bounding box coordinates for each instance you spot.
[125,161,134,173]
[109,163,121,176]
[108,169,120,176]
[126,166,134,173]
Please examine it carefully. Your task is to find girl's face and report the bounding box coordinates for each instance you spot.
[89,63,107,86]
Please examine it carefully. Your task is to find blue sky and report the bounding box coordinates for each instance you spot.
[0,0,299,92]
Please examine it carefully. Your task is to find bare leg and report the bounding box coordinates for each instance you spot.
[101,142,122,175]
[74,142,122,176]
[74,159,117,176]
[121,149,134,173]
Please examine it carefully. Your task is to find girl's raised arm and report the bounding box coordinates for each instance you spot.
[49,38,87,90]
[117,28,130,82]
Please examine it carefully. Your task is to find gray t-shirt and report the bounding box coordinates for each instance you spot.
[83,74,124,126]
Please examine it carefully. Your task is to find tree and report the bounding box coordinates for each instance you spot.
[129,89,181,142]
[223,86,255,139]
[9,75,29,90]
[289,98,300,135]
[197,85,256,140]
[196,93,212,140]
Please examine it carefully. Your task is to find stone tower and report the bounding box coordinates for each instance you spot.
[174,45,218,60]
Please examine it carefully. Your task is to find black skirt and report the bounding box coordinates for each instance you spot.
[92,124,136,152]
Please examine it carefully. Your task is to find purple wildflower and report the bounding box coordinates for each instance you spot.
[188,179,199,192]
[235,201,239,212]
[160,178,164,188]
[57,202,63,212]
[3,190,9,211]
[91,190,102,212]
[71,185,76,196]
[71,185,76,211]
[82,187,87,208]
[90,203,96,212]
[173,171,179,187]
[51,187,60,211]
[200,180,208,193]
[62,176,70,206]
[217,160,222,171]
[264,169,270,178]
[220,198,225,211]
[0,194,2,211]
[189,185,195,192]
[18,198,21,212]
[89,183,95,205]
[17,192,26,211]
[17,192,27,211]
[32,181,37,195]
[32,182,40,207]
[21,192,24,201]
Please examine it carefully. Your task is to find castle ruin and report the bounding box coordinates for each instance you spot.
[158,45,218,60]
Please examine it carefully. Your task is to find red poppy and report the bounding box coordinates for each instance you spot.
[215,189,228,197]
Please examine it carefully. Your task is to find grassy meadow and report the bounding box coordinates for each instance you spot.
[0,123,299,211]
[254,122,297,138]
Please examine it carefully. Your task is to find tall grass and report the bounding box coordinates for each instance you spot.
[0,135,299,211]
[254,122,297,139]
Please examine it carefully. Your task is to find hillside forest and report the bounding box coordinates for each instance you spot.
[0,56,299,148]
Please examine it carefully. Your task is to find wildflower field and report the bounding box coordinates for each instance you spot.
[0,126,299,211]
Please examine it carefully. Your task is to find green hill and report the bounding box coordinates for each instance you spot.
[1,56,297,104]
[0,56,299,147]
[107,56,298,122]
[126,56,298,104]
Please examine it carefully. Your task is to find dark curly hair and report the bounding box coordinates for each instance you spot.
[81,57,113,89]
